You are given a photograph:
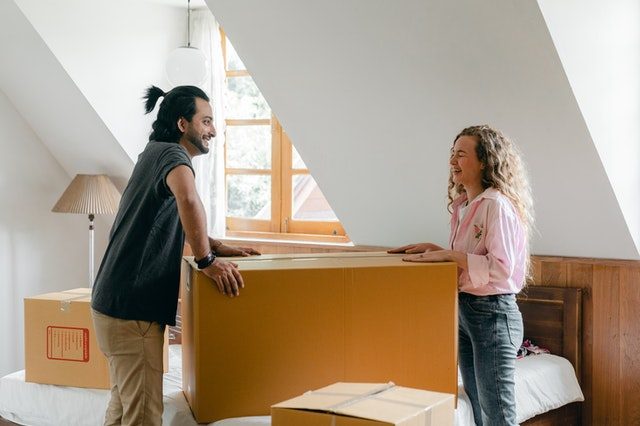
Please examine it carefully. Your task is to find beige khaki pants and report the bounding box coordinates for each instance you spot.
[92,309,165,426]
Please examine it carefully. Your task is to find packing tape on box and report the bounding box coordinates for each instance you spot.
[315,382,433,426]
[59,293,89,312]
[311,382,395,411]
[367,395,433,426]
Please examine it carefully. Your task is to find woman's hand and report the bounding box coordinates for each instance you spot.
[403,249,468,270]
[402,250,452,262]
[387,242,444,254]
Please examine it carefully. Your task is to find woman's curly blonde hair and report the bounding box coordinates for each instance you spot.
[447,125,534,252]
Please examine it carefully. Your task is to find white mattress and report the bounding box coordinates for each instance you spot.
[0,346,583,426]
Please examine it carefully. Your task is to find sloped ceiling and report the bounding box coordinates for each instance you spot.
[0,1,132,186]
[12,0,188,167]
[0,0,637,260]
[538,0,640,258]
[208,0,639,259]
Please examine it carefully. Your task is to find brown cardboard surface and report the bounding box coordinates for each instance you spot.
[222,251,396,262]
[25,288,169,389]
[25,288,109,389]
[273,409,388,426]
[271,382,455,426]
[211,253,426,270]
[181,253,458,423]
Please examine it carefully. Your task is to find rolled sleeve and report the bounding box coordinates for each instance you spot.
[155,146,194,199]
[465,202,521,290]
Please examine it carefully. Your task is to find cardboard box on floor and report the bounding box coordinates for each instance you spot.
[25,288,169,390]
[271,382,455,426]
[181,253,458,423]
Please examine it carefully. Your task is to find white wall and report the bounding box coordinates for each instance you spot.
[209,0,639,259]
[9,0,639,260]
[15,0,186,161]
[0,90,111,377]
[0,1,133,186]
[0,0,637,377]
[538,0,640,255]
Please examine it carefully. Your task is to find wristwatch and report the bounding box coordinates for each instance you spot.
[195,251,216,269]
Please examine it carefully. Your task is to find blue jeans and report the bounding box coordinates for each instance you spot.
[458,292,523,426]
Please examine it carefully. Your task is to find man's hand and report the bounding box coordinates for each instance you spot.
[214,243,261,257]
[387,242,443,254]
[202,259,244,297]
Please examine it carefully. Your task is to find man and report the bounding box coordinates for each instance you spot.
[91,85,259,426]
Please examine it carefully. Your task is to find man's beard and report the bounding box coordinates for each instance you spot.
[187,131,209,154]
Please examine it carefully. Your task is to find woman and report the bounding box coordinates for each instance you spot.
[389,125,533,426]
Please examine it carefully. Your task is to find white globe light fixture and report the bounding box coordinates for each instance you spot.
[166,47,207,86]
[166,0,207,86]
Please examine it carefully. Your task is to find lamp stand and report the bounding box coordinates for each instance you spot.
[89,213,95,288]
[51,174,121,288]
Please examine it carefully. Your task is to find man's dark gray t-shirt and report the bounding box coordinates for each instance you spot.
[92,141,193,326]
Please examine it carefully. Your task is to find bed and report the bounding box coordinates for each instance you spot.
[0,286,583,426]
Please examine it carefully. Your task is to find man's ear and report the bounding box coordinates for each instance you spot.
[177,117,187,132]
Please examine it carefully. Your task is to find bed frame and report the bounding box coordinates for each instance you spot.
[518,286,582,426]
[0,287,583,426]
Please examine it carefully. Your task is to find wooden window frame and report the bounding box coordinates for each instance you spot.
[279,128,346,237]
[221,29,348,243]
[225,116,280,234]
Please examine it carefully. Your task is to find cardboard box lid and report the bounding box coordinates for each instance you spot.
[221,252,393,262]
[26,288,90,299]
[25,288,91,307]
[186,254,453,272]
[272,382,454,424]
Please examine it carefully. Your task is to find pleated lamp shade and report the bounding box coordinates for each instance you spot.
[52,174,121,215]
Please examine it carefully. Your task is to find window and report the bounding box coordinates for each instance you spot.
[221,31,347,242]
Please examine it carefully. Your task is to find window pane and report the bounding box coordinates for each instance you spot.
[226,125,271,169]
[292,145,307,170]
[227,175,271,219]
[225,38,246,71]
[292,175,339,221]
[225,76,270,119]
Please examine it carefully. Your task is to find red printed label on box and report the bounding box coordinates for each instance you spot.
[46,326,90,362]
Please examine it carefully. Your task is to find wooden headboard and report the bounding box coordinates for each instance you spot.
[516,286,582,380]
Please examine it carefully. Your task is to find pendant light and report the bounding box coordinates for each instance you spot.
[165,0,207,86]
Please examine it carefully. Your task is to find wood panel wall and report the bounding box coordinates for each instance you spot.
[221,239,640,425]
[531,256,640,426]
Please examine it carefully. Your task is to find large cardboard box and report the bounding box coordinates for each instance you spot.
[271,382,455,426]
[25,288,169,389]
[181,253,458,423]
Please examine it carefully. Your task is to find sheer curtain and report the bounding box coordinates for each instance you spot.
[191,9,226,237]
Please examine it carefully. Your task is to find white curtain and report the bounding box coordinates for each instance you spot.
[191,10,226,237]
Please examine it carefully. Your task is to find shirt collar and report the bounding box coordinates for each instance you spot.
[453,187,501,209]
